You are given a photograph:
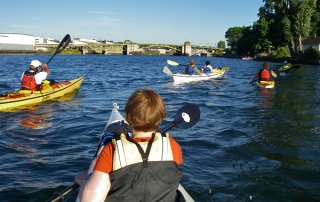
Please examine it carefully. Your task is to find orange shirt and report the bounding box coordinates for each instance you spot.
[94,135,183,174]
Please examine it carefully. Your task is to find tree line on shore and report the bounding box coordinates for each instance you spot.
[224,0,320,62]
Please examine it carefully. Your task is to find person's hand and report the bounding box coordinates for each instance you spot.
[42,64,48,69]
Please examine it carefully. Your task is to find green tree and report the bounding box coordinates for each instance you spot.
[225,26,245,50]
[303,46,320,59]
[258,0,316,57]
[310,0,320,37]
[217,40,225,49]
[294,0,316,52]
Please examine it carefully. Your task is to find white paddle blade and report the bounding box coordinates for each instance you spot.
[167,60,179,66]
[163,66,173,76]
[271,70,277,77]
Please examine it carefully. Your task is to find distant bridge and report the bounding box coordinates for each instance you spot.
[35,42,224,55]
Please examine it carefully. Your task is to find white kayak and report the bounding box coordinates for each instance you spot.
[75,103,195,202]
[163,66,228,82]
[279,71,289,76]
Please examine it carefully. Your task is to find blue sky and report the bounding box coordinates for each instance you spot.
[1,0,264,46]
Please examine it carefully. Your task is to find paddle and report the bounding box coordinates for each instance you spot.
[163,66,174,76]
[46,34,71,65]
[46,103,200,202]
[167,60,186,66]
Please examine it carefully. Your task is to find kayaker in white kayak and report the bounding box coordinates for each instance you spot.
[202,61,221,74]
[79,88,184,202]
[20,60,50,91]
[251,62,272,82]
[184,60,203,76]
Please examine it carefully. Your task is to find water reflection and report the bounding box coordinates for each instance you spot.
[258,88,276,109]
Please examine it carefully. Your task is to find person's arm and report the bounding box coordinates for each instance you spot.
[79,170,111,202]
[252,71,259,81]
[194,67,202,76]
[42,64,50,76]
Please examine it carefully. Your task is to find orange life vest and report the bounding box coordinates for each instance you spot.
[21,71,39,91]
[259,69,271,81]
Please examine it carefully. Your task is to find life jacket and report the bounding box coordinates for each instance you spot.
[187,67,197,75]
[204,67,211,73]
[105,132,182,202]
[21,71,40,91]
[258,69,271,81]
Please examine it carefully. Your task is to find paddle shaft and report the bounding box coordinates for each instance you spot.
[46,183,79,202]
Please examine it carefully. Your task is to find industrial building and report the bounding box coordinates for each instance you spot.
[0,33,35,51]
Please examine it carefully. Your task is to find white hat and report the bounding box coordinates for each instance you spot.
[284,61,287,64]
[30,60,42,67]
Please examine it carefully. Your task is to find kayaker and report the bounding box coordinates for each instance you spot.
[202,61,221,73]
[251,62,272,82]
[203,61,213,73]
[20,60,50,91]
[278,61,291,73]
[184,60,203,76]
[79,88,184,202]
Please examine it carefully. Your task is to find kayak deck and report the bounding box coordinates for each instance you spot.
[256,80,275,89]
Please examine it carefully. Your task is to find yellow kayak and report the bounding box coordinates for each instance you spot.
[256,80,275,89]
[0,76,84,111]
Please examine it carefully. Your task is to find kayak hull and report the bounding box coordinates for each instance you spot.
[0,76,84,111]
[256,80,275,89]
[76,103,194,202]
[279,71,289,76]
[163,66,226,82]
[172,73,224,81]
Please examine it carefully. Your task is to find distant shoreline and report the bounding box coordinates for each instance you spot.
[1,51,319,65]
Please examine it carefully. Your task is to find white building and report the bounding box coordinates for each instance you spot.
[0,33,35,51]
[182,41,192,56]
[302,38,320,52]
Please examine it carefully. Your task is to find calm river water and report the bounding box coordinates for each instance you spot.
[0,54,319,202]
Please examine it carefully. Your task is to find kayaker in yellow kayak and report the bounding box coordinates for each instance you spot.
[251,62,272,82]
[79,88,184,202]
[20,60,51,91]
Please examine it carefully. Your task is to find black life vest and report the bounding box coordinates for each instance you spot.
[105,132,182,202]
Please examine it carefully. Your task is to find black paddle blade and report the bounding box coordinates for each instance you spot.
[46,34,71,64]
[174,103,200,129]
[160,104,200,133]
[294,65,301,69]
[55,34,71,54]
